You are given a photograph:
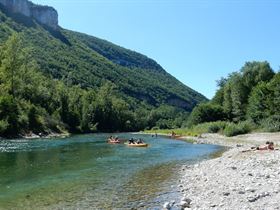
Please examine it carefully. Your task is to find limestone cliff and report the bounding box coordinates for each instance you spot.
[0,0,58,29]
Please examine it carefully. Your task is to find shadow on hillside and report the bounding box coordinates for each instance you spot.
[41,24,71,46]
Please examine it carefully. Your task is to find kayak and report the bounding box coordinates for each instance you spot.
[125,142,148,147]
[108,139,120,144]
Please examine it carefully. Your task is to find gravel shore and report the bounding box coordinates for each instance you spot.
[165,132,280,210]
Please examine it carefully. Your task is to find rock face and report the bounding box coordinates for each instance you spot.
[31,5,58,29]
[0,0,58,29]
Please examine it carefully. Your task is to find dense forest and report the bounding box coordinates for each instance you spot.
[0,4,207,138]
[0,33,194,137]
[184,61,280,136]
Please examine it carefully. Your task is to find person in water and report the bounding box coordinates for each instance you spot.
[170,131,177,139]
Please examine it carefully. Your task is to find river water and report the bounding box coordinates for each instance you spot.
[0,133,223,209]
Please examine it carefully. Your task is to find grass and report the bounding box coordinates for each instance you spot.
[144,121,254,137]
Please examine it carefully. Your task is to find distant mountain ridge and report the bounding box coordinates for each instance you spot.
[0,0,207,111]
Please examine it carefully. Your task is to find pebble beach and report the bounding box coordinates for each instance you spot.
[164,132,280,210]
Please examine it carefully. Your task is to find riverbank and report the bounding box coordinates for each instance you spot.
[162,132,280,209]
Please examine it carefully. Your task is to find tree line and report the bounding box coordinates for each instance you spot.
[0,33,187,137]
[187,60,280,134]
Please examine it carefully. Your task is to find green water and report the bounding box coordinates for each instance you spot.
[0,133,223,209]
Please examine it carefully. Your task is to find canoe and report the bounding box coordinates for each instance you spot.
[108,139,120,144]
[125,143,148,147]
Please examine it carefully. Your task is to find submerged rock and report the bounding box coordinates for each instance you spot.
[163,202,171,210]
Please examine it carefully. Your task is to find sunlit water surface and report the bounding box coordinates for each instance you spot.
[0,133,223,209]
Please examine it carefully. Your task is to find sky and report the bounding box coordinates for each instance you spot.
[32,0,280,99]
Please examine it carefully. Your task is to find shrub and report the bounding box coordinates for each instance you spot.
[207,121,227,133]
[0,120,9,134]
[187,103,227,126]
[260,115,280,132]
[189,121,227,134]
[223,121,252,137]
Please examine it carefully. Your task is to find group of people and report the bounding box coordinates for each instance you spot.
[128,138,144,144]
[108,136,120,143]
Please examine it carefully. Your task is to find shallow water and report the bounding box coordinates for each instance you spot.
[0,133,222,209]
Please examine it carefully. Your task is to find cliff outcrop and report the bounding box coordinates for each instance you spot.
[0,0,58,29]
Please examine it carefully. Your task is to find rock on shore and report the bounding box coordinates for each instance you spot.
[176,133,280,210]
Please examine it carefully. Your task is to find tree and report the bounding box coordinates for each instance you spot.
[247,82,271,123]
[222,82,233,120]
[0,95,21,136]
[241,61,274,89]
[267,73,280,115]
[187,103,226,126]
[230,73,247,122]
[0,33,24,98]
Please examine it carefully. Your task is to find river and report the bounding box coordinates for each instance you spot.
[0,133,223,209]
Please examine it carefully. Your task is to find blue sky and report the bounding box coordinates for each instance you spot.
[32,0,280,99]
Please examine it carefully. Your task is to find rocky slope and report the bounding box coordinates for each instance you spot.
[0,0,58,29]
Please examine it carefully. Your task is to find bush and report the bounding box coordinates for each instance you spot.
[207,121,227,133]
[223,121,252,137]
[0,120,9,134]
[189,121,227,134]
[260,115,280,132]
[187,103,227,126]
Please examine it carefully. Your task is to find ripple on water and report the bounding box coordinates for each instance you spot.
[0,133,223,209]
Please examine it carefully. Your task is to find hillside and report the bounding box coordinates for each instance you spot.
[0,1,206,109]
[0,0,207,136]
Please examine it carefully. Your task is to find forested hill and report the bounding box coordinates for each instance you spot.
[0,1,207,137]
[0,3,206,110]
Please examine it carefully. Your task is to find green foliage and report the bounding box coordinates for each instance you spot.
[0,33,23,97]
[241,61,274,88]
[260,115,280,132]
[230,73,247,122]
[268,73,280,114]
[0,95,21,136]
[0,8,206,111]
[145,121,227,137]
[183,61,277,137]
[0,5,210,137]
[223,121,252,137]
[206,121,227,133]
[212,61,275,122]
[0,7,210,137]
[187,103,226,126]
[0,119,8,133]
[247,82,271,123]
